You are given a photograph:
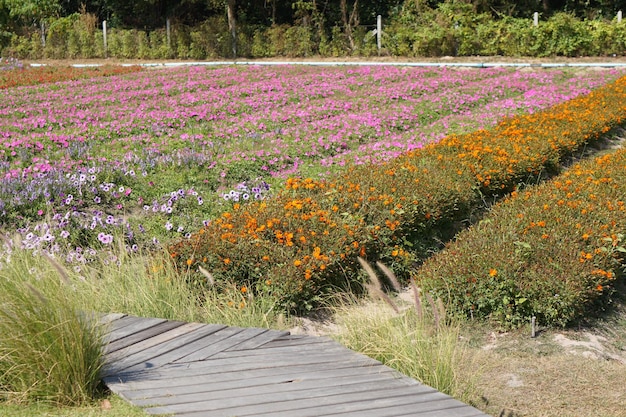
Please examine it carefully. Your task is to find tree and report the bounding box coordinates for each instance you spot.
[1,0,62,46]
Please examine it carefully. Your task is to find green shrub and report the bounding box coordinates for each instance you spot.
[284,25,313,57]
[121,30,139,59]
[536,12,593,57]
[417,147,626,328]
[44,14,81,59]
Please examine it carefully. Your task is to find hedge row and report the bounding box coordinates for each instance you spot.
[417,147,626,327]
[4,11,626,60]
[170,76,626,314]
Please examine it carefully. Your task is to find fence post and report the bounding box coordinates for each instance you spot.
[102,20,107,58]
[533,12,539,27]
[377,15,382,53]
[166,18,171,48]
[618,10,623,23]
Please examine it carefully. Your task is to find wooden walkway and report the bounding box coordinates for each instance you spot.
[100,313,489,417]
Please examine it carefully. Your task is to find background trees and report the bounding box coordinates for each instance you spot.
[2,0,626,58]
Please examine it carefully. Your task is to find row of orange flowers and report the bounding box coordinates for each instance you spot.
[0,64,142,89]
[417,147,626,327]
[171,75,626,312]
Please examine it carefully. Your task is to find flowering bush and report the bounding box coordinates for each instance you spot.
[171,75,626,313]
[417,147,626,327]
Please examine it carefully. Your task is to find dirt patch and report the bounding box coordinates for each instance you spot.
[553,332,626,362]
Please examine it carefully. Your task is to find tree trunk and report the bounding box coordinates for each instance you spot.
[340,0,359,53]
[227,0,237,58]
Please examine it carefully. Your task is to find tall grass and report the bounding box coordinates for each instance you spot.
[0,245,104,406]
[68,243,290,329]
[331,259,475,402]
[0,237,290,407]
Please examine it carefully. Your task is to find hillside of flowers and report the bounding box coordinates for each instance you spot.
[1,64,626,323]
[417,146,626,327]
[171,74,626,315]
[2,64,620,268]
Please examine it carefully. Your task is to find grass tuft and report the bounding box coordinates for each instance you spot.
[0,249,104,406]
[332,259,476,403]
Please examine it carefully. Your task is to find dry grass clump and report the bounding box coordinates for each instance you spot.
[331,258,476,403]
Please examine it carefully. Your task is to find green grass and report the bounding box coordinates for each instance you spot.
[0,395,146,416]
[0,249,104,406]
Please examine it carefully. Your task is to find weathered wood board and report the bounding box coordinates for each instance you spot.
[100,314,489,417]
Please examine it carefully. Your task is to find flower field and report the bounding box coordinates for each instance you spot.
[1,63,626,324]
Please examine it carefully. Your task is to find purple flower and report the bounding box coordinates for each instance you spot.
[97,233,113,244]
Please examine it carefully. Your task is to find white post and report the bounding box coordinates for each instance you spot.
[102,20,107,58]
[40,20,46,47]
[166,18,171,48]
[533,12,539,27]
[376,15,382,53]
[618,10,623,23]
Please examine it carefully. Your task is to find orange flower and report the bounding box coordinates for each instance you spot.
[223,258,231,265]
[489,269,498,277]
[240,286,247,293]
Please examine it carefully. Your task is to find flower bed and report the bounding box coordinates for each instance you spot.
[1,65,625,308]
[171,75,626,314]
[417,147,626,327]
[0,62,142,89]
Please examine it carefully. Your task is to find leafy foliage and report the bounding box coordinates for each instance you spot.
[417,147,626,328]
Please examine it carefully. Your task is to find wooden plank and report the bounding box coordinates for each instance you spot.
[316,399,482,417]
[116,364,396,400]
[97,312,126,326]
[389,407,488,417]
[111,324,228,373]
[105,356,386,390]
[211,390,455,417]
[173,327,273,362]
[100,315,490,417]
[131,369,410,407]
[103,316,169,343]
[104,320,190,354]
[208,339,349,359]
[261,334,336,348]
[102,322,205,377]
[107,350,377,385]
[145,384,438,416]
[225,328,290,351]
